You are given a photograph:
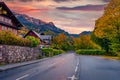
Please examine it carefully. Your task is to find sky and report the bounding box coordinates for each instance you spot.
[4,0,110,34]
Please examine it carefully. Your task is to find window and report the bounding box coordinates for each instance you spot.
[8,27,12,31]
[2,26,6,30]
[0,16,12,25]
[0,53,2,60]
[13,29,17,34]
[2,26,4,30]
[4,26,7,30]
[0,16,4,21]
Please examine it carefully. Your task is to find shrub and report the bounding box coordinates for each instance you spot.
[52,49,64,55]
[107,51,118,56]
[76,49,118,56]
[0,30,31,47]
[26,36,40,47]
[76,49,105,55]
[41,48,53,57]
[41,48,64,57]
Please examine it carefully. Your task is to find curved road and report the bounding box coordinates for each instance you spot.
[0,52,120,80]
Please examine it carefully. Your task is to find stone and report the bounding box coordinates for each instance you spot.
[0,45,41,64]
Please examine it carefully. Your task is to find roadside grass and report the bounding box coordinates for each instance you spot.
[0,62,7,66]
[103,56,120,60]
[76,49,118,56]
[98,52,120,60]
[76,49,106,55]
[76,49,120,60]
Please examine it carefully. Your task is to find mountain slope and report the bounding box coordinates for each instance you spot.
[80,31,92,35]
[14,13,69,36]
[70,31,92,37]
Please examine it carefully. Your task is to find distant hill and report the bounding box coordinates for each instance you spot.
[70,31,92,37]
[14,12,69,36]
[69,34,80,37]
[80,31,92,35]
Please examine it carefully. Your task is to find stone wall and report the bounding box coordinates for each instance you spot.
[0,45,41,64]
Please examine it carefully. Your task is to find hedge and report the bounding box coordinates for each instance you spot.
[41,48,53,57]
[52,49,64,55]
[76,49,118,56]
[41,48,64,57]
[76,49,105,55]
[0,30,31,47]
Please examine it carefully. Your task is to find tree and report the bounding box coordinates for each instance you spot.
[52,33,72,51]
[18,26,29,35]
[73,35,101,50]
[26,36,40,47]
[93,0,120,53]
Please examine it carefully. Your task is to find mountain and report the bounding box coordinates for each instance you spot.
[80,31,92,35]
[70,31,92,37]
[14,12,92,37]
[14,12,69,36]
[69,34,80,37]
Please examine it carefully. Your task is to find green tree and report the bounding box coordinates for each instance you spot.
[26,36,40,47]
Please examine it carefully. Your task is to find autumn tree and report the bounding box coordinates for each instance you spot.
[52,33,72,51]
[73,35,101,50]
[18,26,29,35]
[93,0,120,54]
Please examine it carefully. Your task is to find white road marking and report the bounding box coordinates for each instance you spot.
[77,58,79,66]
[77,62,79,66]
[16,74,29,80]
[75,66,78,72]
[68,75,77,80]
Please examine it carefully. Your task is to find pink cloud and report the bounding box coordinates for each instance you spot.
[6,2,49,13]
[56,4,106,11]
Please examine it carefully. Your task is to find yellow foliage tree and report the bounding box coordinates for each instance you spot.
[73,35,101,50]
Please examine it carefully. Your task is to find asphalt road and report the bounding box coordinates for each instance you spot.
[0,52,120,80]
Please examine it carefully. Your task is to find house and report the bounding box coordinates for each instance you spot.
[24,30,40,39]
[0,2,23,34]
[39,34,52,45]
[24,30,53,48]
[39,33,52,48]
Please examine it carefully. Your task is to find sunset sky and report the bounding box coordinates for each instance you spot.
[4,0,110,34]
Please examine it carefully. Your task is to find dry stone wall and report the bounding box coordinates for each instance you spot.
[0,45,41,64]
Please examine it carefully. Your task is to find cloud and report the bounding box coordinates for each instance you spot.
[6,2,49,13]
[14,7,49,13]
[53,0,69,2]
[102,0,111,2]
[56,4,106,11]
[53,0,77,3]
[4,0,44,2]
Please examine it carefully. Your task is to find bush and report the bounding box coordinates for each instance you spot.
[41,48,64,57]
[26,36,40,47]
[76,49,118,56]
[76,49,106,55]
[107,51,118,56]
[41,48,53,57]
[52,49,64,55]
[0,30,31,47]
